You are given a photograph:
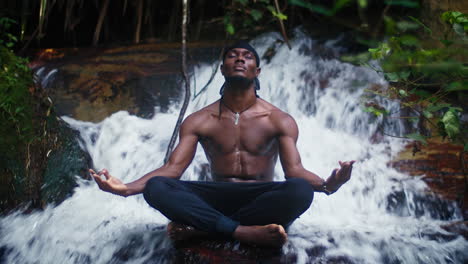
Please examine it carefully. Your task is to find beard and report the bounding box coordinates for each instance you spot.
[224,75,254,89]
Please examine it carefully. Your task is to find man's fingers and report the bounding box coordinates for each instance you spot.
[101,169,111,180]
[331,168,339,177]
[341,161,355,179]
[89,168,117,193]
[89,169,99,179]
[93,176,103,186]
[91,174,105,188]
[90,168,111,180]
[339,160,356,168]
[89,169,107,187]
[90,169,105,178]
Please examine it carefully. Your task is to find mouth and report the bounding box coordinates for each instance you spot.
[233,66,246,71]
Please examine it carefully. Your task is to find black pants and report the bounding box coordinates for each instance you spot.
[143,177,314,236]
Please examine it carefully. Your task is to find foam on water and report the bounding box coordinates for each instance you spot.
[1,31,466,264]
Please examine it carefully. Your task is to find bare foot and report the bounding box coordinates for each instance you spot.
[233,224,287,248]
[167,222,210,241]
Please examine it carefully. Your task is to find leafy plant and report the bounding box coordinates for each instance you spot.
[289,0,352,16]
[441,11,468,39]
[0,46,34,157]
[356,12,467,149]
[0,16,57,210]
[223,0,288,36]
[0,16,35,160]
[0,17,18,48]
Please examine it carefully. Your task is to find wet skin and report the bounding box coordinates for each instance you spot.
[90,47,355,247]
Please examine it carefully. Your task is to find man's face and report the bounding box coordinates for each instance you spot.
[221,48,261,82]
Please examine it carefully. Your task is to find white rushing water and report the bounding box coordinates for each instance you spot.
[1,31,467,264]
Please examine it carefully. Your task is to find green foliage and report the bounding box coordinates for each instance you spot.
[223,0,289,36]
[0,17,18,48]
[224,15,235,35]
[440,108,461,139]
[267,5,287,20]
[225,0,377,36]
[0,46,34,158]
[444,81,468,92]
[363,104,389,116]
[364,16,466,82]
[384,0,419,8]
[441,11,468,39]
[357,0,367,8]
[356,11,468,147]
[250,9,263,21]
[0,16,35,161]
[441,11,468,29]
[0,16,53,210]
[405,133,427,145]
[289,0,351,16]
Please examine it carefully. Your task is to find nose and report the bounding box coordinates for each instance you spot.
[235,56,245,63]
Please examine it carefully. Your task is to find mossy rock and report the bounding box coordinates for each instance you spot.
[41,117,91,205]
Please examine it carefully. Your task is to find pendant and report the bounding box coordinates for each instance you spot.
[234,112,240,125]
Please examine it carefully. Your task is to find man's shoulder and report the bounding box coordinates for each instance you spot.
[256,99,297,134]
[189,101,219,117]
[183,101,219,125]
[257,99,294,122]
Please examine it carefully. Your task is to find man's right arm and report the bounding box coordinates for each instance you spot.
[91,114,200,197]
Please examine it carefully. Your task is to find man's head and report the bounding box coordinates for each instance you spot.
[220,41,261,95]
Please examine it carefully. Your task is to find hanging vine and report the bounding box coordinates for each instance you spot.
[164,0,191,164]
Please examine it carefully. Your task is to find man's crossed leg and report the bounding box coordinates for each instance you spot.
[143,177,314,247]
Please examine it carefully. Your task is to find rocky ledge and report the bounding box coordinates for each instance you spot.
[389,137,468,236]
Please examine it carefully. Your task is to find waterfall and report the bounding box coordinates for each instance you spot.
[1,31,466,264]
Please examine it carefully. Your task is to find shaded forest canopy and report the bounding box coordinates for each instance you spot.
[0,0,421,49]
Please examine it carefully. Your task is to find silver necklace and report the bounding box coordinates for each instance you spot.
[221,98,256,125]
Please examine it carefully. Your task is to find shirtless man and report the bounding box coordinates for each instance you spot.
[90,41,355,248]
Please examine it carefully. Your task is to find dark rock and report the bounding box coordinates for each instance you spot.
[111,226,174,264]
[386,190,460,220]
[0,246,12,264]
[31,42,224,122]
[441,221,468,240]
[40,117,92,205]
[172,238,291,264]
[389,138,467,219]
[389,137,468,244]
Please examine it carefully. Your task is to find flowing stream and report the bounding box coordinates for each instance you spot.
[1,31,467,263]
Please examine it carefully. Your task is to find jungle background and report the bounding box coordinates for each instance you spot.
[0,0,467,223]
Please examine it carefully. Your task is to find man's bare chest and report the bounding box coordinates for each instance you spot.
[199,114,279,155]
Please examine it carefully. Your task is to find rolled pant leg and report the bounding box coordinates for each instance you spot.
[230,178,314,227]
[143,176,239,235]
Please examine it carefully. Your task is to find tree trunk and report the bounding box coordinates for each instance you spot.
[134,0,144,44]
[145,0,155,39]
[93,0,110,46]
[167,0,181,41]
[194,0,205,41]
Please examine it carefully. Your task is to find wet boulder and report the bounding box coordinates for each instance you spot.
[31,43,223,123]
[389,137,468,222]
[40,117,92,205]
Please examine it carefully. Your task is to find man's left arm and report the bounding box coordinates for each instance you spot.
[276,112,354,194]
